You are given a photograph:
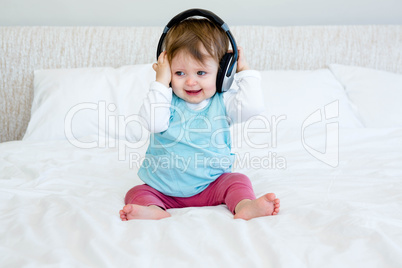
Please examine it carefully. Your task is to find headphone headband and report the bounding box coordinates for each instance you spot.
[156,9,238,78]
[166,9,225,29]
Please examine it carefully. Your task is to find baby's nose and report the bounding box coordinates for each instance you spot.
[185,77,197,86]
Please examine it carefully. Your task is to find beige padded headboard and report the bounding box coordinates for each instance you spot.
[1,25,401,142]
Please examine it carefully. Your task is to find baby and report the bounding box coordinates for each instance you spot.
[120,13,280,221]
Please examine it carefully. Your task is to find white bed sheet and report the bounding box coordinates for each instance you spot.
[1,128,402,267]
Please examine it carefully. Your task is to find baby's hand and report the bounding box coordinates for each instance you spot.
[236,46,249,73]
[153,51,171,88]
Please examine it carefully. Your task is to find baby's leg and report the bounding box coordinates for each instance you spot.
[234,193,280,220]
[120,184,172,221]
[200,173,280,220]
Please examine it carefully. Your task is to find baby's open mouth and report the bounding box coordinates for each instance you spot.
[185,89,202,95]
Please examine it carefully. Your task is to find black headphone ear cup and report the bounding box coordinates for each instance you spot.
[216,53,233,93]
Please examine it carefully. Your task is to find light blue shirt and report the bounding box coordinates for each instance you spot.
[138,93,235,197]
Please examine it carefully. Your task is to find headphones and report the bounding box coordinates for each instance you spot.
[156,8,238,93]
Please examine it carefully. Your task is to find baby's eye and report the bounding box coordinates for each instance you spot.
[175,71,185,76]
[197,71,206,76]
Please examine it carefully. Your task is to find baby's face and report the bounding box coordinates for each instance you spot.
[170,50,219,104]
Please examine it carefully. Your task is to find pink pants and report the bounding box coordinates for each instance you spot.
[125,173,256,214]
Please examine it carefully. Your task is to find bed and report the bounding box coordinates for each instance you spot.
[1,25,402,267]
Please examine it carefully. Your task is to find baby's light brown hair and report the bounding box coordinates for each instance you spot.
[164,18,229,65]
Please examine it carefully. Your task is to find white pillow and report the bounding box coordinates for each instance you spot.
[24,64,155,143]
[260,69,363,129]
[329,64,402,128]
[25,66,363,146]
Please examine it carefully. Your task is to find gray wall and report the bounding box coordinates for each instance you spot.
[1,0,402,26]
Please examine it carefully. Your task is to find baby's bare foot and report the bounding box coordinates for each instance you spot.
[119,204,171,221]
[234,193,280,220]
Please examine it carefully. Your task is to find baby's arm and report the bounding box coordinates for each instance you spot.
[223,47,265,124]
[139,52,172,133]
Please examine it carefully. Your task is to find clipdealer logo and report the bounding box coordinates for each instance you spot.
[63,100,340,169]
[301,100,339,167]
